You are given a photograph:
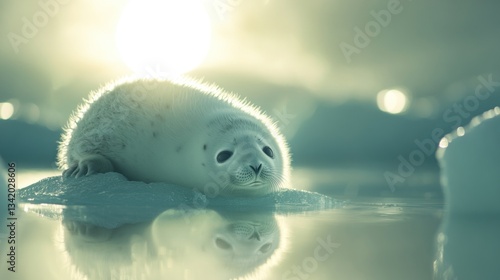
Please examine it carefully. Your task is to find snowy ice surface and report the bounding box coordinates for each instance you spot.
[437,107,500,213]
[18,172,342,228]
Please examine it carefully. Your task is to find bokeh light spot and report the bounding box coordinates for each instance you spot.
[376,89,409,114]
[0,102,14,120]
[439,138,449,148]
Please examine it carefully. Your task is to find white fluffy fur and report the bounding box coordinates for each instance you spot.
[58,76,290,195]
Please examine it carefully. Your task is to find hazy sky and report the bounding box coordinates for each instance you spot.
[1,0,500,128]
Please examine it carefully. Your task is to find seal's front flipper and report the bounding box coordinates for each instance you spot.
[63,154,114,178]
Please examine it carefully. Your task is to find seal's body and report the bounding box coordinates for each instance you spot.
[58,77,290,196]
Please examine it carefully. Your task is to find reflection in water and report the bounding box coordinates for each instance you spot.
[62,209,284,280]
[16,172,341,279]
[433,214,500,280]
[15,183,447,279]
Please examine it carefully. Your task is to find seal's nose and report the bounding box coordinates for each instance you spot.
[250,163,262,175]
[249,231,261,241]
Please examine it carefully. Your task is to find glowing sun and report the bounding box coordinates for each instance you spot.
[116,0,212,75]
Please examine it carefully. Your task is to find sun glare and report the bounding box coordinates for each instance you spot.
[116,0,212,76]
[376,89,409,114]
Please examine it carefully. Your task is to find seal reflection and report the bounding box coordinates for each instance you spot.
[62,209,284,280]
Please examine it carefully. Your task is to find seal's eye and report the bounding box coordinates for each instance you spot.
[215,238,232,250]
[216,150,233,163]
[263,146,274,158]
[259,242,272,253]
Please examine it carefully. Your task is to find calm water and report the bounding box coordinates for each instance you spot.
[2,168,483,280]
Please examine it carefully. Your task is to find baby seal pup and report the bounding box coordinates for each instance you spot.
[58,77,290,196]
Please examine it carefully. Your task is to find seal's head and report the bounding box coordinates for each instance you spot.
[199,114,289,196]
